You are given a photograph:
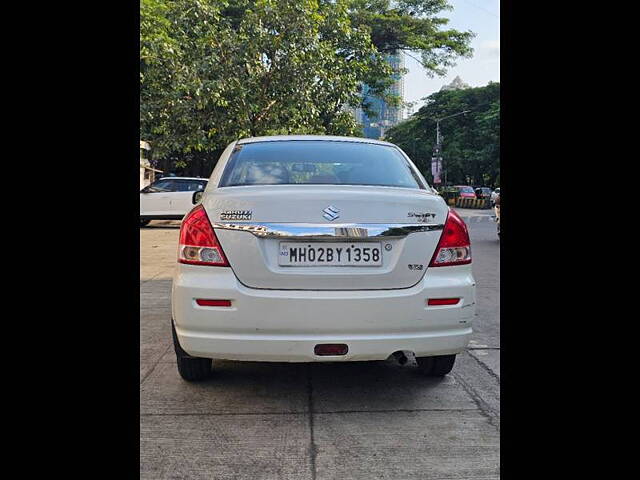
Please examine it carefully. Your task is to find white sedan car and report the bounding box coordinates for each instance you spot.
[140,177,208,226]
[171,136,475,381]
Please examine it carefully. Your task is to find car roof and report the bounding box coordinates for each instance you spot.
[236,135,395,147]
[158,177,207,181]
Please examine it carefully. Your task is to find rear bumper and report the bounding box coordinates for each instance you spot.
[174,326,472,362]
[172,265,475,362]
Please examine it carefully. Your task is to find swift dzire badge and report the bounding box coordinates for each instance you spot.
[407,212,436,223]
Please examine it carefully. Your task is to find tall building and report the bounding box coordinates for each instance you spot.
[359,52,405,139]
[440,75,469,91]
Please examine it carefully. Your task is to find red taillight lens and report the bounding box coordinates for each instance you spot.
[178,205,229,266]
[427,298,461,306]
[429,209,471,267]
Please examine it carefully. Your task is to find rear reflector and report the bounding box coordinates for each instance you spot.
[314,344,348,356]
[196,299,232,307]
[427,298,461,306]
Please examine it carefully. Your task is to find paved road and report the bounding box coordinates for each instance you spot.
[140,209,500,479]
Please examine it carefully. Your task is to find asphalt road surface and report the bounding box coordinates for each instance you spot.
[140,209,500,479]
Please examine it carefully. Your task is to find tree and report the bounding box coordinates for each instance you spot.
[140,0,473,174]
[385,82,500,187]
[348,0,473,75]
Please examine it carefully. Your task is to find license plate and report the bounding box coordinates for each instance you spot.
[278,242,382,267]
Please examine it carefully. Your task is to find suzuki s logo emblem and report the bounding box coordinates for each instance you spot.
[323,205,340,221]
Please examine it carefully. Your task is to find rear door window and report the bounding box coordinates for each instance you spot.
[219,141,424,189]
[146,179,176,192]
[174,180,207,192]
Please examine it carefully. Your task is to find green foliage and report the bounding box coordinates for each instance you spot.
[385,82,500,187]
[140,0,473,173]
[349,0,474,76]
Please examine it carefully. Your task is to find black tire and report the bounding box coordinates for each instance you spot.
[172,320,212,382]
[416,354,456,376]
[140,219,151,227]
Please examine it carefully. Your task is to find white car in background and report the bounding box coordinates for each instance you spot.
[171,136,475,381]
[140,177,208,226]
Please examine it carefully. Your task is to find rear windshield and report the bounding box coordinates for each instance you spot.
[459,186,474,193]
[219,141,424,189]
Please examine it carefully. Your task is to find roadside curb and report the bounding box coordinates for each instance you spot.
[449,197,491,209]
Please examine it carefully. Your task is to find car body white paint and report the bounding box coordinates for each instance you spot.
[171,136,475,362]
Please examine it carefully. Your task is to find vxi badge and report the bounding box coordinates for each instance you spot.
[220,210,252,220]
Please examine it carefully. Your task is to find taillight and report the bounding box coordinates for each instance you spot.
[429,209,471,267]
[178,205,229,266]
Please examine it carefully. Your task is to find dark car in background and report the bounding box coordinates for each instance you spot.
[474,187,493,199]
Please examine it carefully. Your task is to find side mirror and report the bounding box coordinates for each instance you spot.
[192,191,204,205]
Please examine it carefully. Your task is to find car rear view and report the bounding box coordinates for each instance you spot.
[171,136,475,381]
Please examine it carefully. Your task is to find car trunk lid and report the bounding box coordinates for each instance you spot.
[203,185,450,290]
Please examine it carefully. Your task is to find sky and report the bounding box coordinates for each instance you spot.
[403,0,500,115]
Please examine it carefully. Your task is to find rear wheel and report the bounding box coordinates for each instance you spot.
[172,320,212,381]
[416,354,456,376]
[140,219,151,227]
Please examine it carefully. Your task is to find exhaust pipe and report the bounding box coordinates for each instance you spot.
[392,351,408,365]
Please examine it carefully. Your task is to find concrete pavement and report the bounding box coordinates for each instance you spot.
[140,210,500,479]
